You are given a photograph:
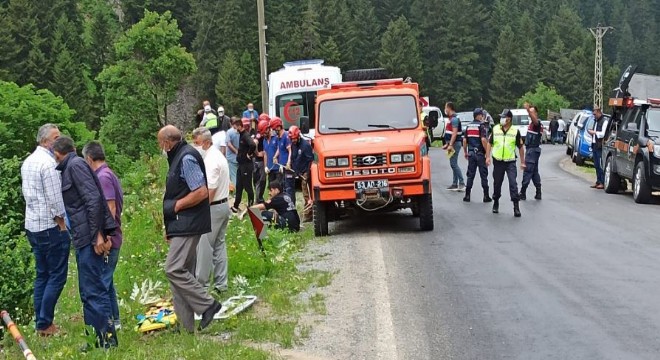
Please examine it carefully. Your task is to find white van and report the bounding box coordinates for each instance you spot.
[509,108,531,137]
[268,60,342,138]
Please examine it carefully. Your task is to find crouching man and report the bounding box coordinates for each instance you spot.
[250,181,300,232]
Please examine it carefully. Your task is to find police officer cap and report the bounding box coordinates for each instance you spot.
[500,109,513,118]
[473,108,484,117]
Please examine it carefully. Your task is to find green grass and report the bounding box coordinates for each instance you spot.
[1,157,331,359]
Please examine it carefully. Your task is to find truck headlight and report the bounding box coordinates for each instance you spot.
[325,158,337,167]
[403,153,415,162]
[337,157,349,167]
[390,154,402,163]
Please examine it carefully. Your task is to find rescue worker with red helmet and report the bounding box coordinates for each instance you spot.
[265,117,282,183]
[271,117,294,200]
[289,125,314,222]
[253,116,270,203]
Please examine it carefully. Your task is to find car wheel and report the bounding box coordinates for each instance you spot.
[566,146,572,156]
[633,161,652,204]
[604,156,620,194]
[418,194,434,231]
[313,201,329,236]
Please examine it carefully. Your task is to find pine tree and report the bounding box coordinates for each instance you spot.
[6,0,41,83]
[23,36,49,88]
[314,0,352,68]
[378,16,423,81]
[516,11,541,94]
[373,0,408,31]
[87,3,121,77]
[295,0,322,59]
[215,50,244,116]
[319,37,342,66]
[346,0,381,68]
[0,7,19,82]
[487,25,519,112]
[615,21,635,68]
[238,50,262,111]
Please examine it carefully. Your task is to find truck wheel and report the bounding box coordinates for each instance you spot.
[343,68,388,82]
[633,161,652,204]
[313,201,329,236]
[418,194,434,231]
[604,156,620,194]
[411,201,420,217]
[566,146,572,156]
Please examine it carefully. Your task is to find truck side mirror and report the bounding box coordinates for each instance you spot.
[300,116,310,134]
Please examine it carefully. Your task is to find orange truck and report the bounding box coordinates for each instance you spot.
[301,77,434,236]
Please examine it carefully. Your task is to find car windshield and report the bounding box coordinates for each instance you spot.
[647,109,660,132]
[512,115,530,126]
[318,95,418,134]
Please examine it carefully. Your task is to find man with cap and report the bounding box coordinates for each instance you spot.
[462,108,492,203]
[519,103,543,201]
[486,109,525,217]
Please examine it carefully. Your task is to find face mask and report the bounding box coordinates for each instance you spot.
[248,107,254,111]
[193,145,207,158]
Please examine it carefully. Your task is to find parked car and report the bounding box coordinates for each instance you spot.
[541,120,551,143]
[603,65,660,203]
[573,111,613,166]
[422,106,445,141]
[510,109,531,137]
[566,111,593,156]
[456,111,473,129]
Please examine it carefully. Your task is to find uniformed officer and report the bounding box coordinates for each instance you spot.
[462,108,492,203]
[519,103,543,200]
[486,109,525,217]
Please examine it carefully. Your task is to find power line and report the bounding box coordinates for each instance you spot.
[589,24,613,109]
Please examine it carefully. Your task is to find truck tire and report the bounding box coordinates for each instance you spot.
[566,146,572,156]
[633,161,652,204]
[418,194,434,231]
[343,68,388,82]
[411,201,420,217]
[313,201,329,236]
[603,156,620,194]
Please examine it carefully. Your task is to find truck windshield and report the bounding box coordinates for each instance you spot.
[318,95,418,134]
[276,92,316,130]
[647,109,660,132]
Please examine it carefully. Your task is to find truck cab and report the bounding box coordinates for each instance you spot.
[309,78,434,236]
[603,65,660,203]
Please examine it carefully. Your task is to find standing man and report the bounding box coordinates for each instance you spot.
[192,128,231,294]
[462,108,492,203]
[226,117,241,190]
[272,117,294,200]
[157,125,222,333]
[265,117,281,183]
[200,105,219,135]
[196,100,217,126]
[21,124,69,337]
[519,103,543,201]
[217,106,232,132]
[253,117,270,203]
[82,141,124,331]
[231,118,257,213]
[442,102,465,191]
[289,126,314,222]
[486,110,525,217]
[550,117,559,145]
[242,103,259,130]
[557,118,566,143]
[52,136,118,349]
[587,107,608,189]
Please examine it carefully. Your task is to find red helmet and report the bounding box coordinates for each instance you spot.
[288,125,301,140]
[259,113,270,122]
[257,119,270,134]
[269,116,283,129]
[241,117,251,126]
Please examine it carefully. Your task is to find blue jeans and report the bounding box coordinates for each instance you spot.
[76,244,116,346]
[102,248,120,323]
[449,142,464,185]
[26,226,70,330]
[593,148,604,184]
[228,161,238,187]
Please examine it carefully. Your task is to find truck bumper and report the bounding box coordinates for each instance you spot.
[313,179,431,202]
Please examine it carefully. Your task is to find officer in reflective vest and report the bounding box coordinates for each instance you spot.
[201,105,220,135]
[462,108,492,203]
[486,109,525,217]
[520,103,543,200]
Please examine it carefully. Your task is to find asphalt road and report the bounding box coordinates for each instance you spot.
[295,144,660,360]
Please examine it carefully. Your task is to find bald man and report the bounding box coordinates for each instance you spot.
[158,125,222,333]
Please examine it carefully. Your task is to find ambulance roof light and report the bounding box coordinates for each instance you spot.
[283,59,325,68]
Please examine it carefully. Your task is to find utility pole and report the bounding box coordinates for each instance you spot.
[589,24,613,109]
[257,0,268,113]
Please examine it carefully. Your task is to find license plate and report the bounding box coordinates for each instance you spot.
[354,179,389,190]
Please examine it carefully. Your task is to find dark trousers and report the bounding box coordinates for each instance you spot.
[521,147,541,190]
[102,248,120,323]
[284,172,296,204]
[26,226,70,330]
[465,151,489,193]
[492,160,519,202]
[253,160,267,203]
[76,244,117,346]
[234,162,254,208]
[268,171,281,184]
[593,147,604,184]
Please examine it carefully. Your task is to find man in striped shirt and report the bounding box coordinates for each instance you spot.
[20,123,70,337]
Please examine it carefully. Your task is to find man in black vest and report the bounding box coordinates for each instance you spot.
[520,103,543,201]
[587,107,608,189]
[158,125,222,333]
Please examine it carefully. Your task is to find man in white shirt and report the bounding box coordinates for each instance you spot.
[587,107,609,189]
[20,124,70,337]
[192,128,231,293]
[557,119,566,143]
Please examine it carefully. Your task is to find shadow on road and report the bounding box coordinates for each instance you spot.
[329,210,422,236]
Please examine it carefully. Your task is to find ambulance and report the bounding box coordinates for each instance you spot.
[268,59,342,138]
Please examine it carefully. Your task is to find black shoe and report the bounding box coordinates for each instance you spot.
[519,192,526,201]
[483,195,492,203]
[492,199,499,214]
[535,188,542,200]
[230,207,239,214]
[513,202,521,217]
[199,301,222,331]
[463,192,470,202]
